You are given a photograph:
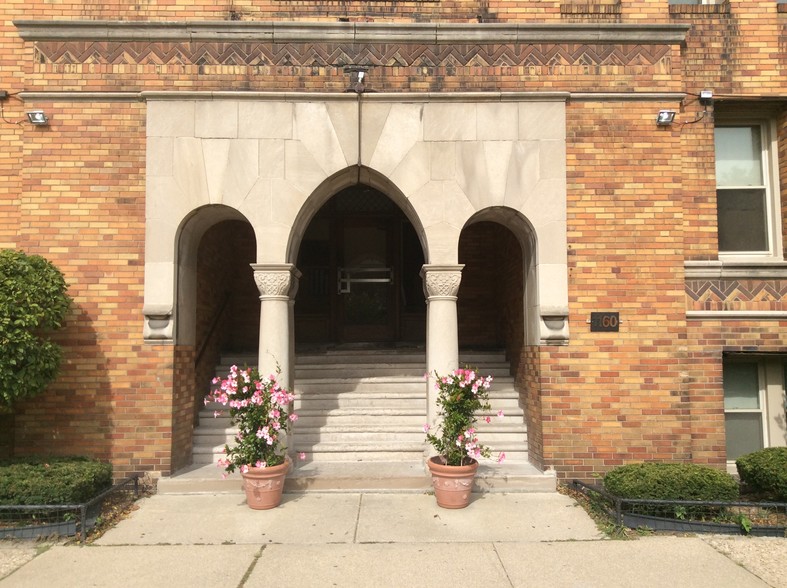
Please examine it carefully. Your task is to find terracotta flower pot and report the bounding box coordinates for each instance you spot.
[427,456,479,509]
[240,457,290,510]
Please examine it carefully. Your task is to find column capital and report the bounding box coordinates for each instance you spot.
[251,264,301,299]
[420,264,464,299]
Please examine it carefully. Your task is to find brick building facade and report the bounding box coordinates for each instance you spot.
[1,1,785,484]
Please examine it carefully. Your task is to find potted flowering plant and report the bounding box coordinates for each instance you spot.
[207,365,298,509]
[424,367,504,508]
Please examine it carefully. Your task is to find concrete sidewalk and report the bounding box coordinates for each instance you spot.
[1,492,783,587]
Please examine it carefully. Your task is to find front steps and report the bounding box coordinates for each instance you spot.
[158,349,556,494]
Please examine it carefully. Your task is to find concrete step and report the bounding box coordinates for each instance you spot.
[158,459,556,494]
[186,348,535,486]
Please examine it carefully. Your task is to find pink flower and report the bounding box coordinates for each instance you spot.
[485,416,491,424]
[213,410,222,418]
[497,452,506,464]
[298,452,306,460]
[240,465,249,474]
[422,423,431,433]
[497,410,505,419]
[289,414,299,422]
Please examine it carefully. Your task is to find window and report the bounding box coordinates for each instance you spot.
[724,358,787,464]
[715,122,781,258]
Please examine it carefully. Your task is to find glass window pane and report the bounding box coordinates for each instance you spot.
[715,126,763,187]
[717,189,768,252]
[725,413,763,460]
[723,362,760,409]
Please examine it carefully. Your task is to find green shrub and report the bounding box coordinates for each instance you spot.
[603,462,739,501]
[736,447,787,501]
[0,249,71,409]
[0,456,112,505]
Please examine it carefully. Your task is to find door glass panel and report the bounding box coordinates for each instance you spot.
[723,362,760,409]
[725,413,764,460]
[341,224,392,331]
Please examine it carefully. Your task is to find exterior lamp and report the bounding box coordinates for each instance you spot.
[656,110,676,126]
[26,111,49,125]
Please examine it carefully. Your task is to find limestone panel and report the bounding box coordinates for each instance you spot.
[195,101,239,138]
[238,102,293,139]
[528,178,567,225]
[147,136,173,177]
[360,102,391,166]
[220,139,260,208]
[147,101,195,138]
[326,101,359,166]
[424,222,461,265]
[270,177,309,231]
[539,140,567,180]
[537,220,569,265]
[201,139,231,205]
[259,139,285,179]
[423,103,476,141]
[482,141,514,206]
[368,103,423,175]
[284,140,332,197]
[294,102,350,175]
[389,141,431,198]
[173,137,210,206]
[409,182,444,228]
[442,181,475,230]
[519,102,565,141]
[503,142,540,211]
[477,103,518,141]
[455,141,490,210]
[429,142,456,180]
[537,263,569,316]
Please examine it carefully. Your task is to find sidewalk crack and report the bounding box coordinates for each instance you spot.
[352,494,363,544]
[238,545,265,587]
[493,543,515,588]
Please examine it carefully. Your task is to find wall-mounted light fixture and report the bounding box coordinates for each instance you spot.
[26,111,49,126]
[699,89,713,107]
[344,66,368,94]
[656,110,676,126]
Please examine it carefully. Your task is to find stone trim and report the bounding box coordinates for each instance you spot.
[685,260,787,280]
[687,311,787,320]
[21,90,687,103]
[15,20,690,45]
[143,305,174,342]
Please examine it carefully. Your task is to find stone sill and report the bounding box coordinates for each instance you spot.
[685,259,787,279]
[669,2,730,16]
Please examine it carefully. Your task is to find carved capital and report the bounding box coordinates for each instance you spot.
[251,264,300,299]
[420,264,464,299]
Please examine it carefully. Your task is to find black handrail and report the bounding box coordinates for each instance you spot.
[195,293,231,367]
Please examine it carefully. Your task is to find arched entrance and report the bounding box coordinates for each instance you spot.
[294,184,426,348]
[175,207,258,424]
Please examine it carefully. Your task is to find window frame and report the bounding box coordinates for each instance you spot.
[724,356,787,471]
[714,119,783,261]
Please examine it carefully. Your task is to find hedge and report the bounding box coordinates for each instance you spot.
[0,456,112,505]
[603,462,740,502]
[736,448,787,501]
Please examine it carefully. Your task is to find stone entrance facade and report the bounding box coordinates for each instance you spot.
[3,2,786,483]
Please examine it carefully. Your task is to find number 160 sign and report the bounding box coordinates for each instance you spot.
[590,312,620,332]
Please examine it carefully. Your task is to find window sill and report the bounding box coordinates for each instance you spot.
[685,259,787,279]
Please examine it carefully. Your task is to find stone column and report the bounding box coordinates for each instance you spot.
[252,264,300,387]
[421,264,464,427]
